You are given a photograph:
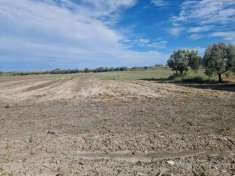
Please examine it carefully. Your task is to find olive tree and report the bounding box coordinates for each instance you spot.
[227,44,235,73]
[167,49,201,74]
[188,50,201,70]
[203,43,235,82]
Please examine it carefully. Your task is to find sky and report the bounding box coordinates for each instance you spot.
[0,0,234,71]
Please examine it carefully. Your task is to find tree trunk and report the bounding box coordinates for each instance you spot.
[218,73,222,83]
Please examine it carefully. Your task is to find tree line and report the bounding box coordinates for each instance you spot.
[1,65,165,76]
[167,42,235,82]
[48,65,163,74]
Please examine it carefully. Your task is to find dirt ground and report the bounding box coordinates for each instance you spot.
[0,73,234,176]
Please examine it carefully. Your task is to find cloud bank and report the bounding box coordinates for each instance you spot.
[0,0,167,71]
[170,0,235,41]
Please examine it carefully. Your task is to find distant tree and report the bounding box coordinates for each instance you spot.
[227,44,235,73]
[119,67,128,71]
[155,64,161,68]
[144,66,149,70]
[131,66,137,70]
[94,67,105,72]
[84,68,89,73]
[203,43,235,82]
[188,50,201,71]
[51,68,61,74]
[167,49,200,74]
[167,51,188,74]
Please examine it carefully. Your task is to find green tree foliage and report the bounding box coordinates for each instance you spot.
[227,44,235,73]
[203,43,235,82]
[188,50,201,70]
[167,49,201,74]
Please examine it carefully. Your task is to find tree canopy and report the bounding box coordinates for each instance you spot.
[167,49,201,74]
[203,43,235,82]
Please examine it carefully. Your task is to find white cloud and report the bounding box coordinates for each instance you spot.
[0,0,167,70]
[170,0,235,40]
[152,0,168,7]
[137,38,167,49]
[173,0,235,25]
[139,38,150,44]
[188,26,213,33]
[79,0,137,15]
[168,27,183,36]
[147,41,168,49]
[211,31,235,41]
[189,34,203,40]
[38,0,137,17]
[37,0,137,24]
[0,0,122,50]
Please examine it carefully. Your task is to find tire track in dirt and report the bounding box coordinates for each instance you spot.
[0,79,38,89]
[0,149,233,164]
[0,76,76,102]
[23,80,60,92]
[0,74,234,103]
[67,150,235,163]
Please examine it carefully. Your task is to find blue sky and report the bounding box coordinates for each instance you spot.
[0,0,234,71]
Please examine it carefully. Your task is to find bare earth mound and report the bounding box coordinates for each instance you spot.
[0,74,234,176]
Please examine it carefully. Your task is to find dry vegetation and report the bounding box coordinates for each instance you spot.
[0,69,234,176]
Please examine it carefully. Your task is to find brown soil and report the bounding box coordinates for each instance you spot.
[0,74,234,176]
